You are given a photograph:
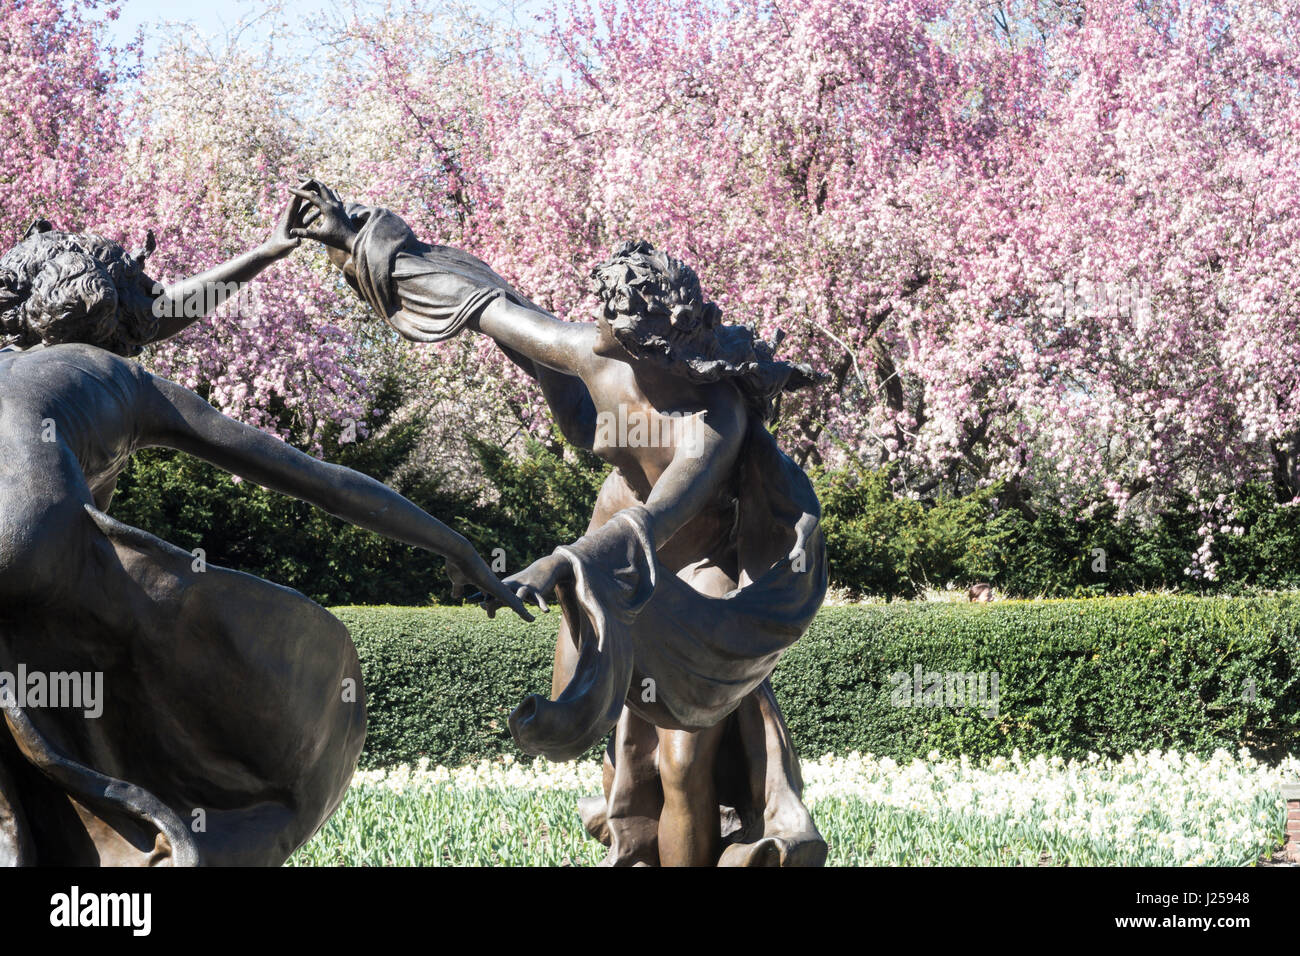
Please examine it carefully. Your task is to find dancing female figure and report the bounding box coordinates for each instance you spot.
[293,183,829,866]
[0,206,528,866]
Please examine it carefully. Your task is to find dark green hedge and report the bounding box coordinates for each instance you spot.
[336,596,1300,769]
[812,465,1300,599]
[334,605,571,768]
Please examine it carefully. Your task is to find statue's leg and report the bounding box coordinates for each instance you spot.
[599,708,663,866]
[656,721,728,866]
[557,596,665,865]
[647,552,740,867]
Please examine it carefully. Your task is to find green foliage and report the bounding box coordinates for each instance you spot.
[336,597,1300,769]
[110,375,476,605]
[333,606,590,768]
[1215,483,1300,591]
[813,464,1020,598]
[811,465,1300,598]
[462,434,609,573]
[775,598,1300,765]
[990,500,1205,598]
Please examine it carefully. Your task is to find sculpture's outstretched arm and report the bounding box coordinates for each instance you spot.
[135,372,532,620]
[289,181,597,380]
[471,295,598,379]
[149,194,304,343]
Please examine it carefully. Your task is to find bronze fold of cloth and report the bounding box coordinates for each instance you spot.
[513,419,830,867]
[0,507,366,866]
[508,417,828,760]
[344,203,515,342]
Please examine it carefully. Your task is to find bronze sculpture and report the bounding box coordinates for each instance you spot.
[0,204,530,866]
[292,182,830,866]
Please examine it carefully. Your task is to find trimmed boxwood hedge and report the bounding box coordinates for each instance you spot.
[333,595,1300,769]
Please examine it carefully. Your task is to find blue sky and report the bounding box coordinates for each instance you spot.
[101,0,544,59]
[106,0,331,43]
[100,0,338,65]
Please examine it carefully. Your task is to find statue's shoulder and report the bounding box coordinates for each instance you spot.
[38,341,132,366]
[5,343,146,391]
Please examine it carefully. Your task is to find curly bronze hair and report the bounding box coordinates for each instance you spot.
[0,222,160,357]
[588,240,822,422]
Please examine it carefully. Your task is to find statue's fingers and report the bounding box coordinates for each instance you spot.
[497,581,533,617]
[509,593,535,623]
[289,188,325,209]
[300,207,322,226]
[516,586,549,614]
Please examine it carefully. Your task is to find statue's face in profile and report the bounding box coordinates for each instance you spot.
[592,301,628,359]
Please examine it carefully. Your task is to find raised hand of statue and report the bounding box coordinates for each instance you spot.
[484,553,573,617]
[261,190,306,260]
[289,180,357,253]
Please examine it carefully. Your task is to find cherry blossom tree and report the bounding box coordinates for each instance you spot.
[5,0,1300,578]
[0,0,127,237]
[0,0,370,443]
[335,0,1299,543]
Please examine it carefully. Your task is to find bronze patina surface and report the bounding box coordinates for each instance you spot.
[0,204,528,865]
[294,182,830,866]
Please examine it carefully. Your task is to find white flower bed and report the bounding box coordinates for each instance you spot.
[353,753,604,794]
[347,748,1298,866]
[801,748,1298,866]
